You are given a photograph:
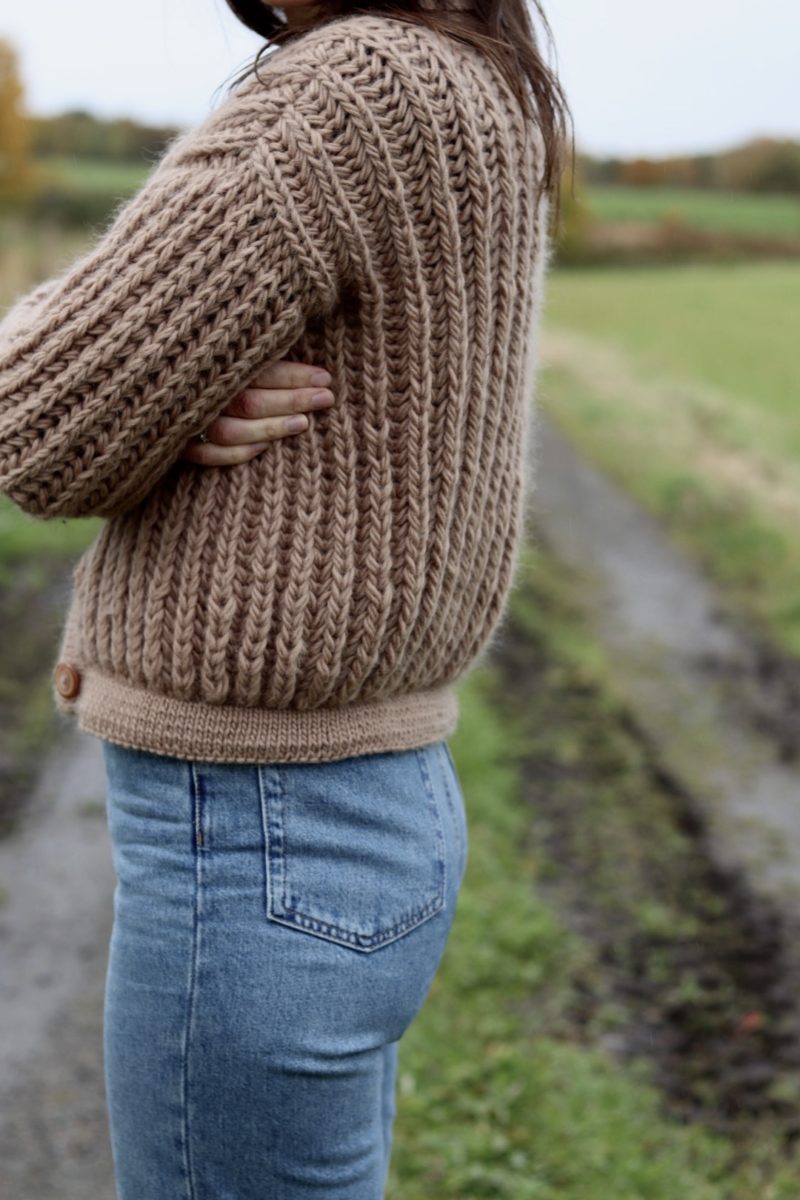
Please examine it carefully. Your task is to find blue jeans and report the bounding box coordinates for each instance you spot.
[100,737,468,1199]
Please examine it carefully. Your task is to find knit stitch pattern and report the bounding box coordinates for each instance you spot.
[0,12,551,763]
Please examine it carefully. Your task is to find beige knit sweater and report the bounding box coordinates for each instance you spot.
[0,11,551,763]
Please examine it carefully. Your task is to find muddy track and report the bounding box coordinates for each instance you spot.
[510,412,800,1146]
[492,585,800,1147]
[531,414,800,915]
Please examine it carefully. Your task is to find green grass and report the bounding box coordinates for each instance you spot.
[386,542,800,1197]
[36,155,152,196]
[585,185,800,240]
[539,261,800,654]
[545,261,798,424]
[0,499,99,580]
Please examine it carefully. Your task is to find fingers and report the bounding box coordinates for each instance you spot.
[220,359,334,419]
[223,384,334,420]
[203,410,315,447]
[178,358,335,468]
[247,359,333,391]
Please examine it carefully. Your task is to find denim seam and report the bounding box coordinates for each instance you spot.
[276,766,289,913]
[181,764,204,1200]
[414,746,447,902]
[257,764,288,921]
[192,768,208,852]
[437,742,466,865]
[257,764,277,922]
[436,743,459,826]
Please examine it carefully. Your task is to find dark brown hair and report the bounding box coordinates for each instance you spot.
[222,0,574,230]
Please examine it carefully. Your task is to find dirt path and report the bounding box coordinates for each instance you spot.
[0,729,116,1199]
[531,413,800,918]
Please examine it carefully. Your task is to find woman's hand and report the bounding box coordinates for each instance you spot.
[178,360,334,466]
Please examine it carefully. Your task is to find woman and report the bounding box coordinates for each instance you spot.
[0,0,571,1194]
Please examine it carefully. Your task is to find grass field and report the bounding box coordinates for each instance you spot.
[35,155,153,195]
[585,185,800,240]
[540,260,800,655]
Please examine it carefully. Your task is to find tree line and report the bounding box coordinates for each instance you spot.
[1,34,799,214]
[581,139,800,196]
[30,110,180,166]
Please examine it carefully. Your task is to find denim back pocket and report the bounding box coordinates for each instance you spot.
[258,745,447,953]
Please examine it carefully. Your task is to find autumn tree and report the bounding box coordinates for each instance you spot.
[0,37,35,205]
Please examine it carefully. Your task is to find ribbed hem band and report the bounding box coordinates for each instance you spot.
[69,668,460,764]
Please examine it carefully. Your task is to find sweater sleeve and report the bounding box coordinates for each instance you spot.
[0,71,350,520]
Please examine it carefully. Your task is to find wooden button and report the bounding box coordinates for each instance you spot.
[54,662,81,700]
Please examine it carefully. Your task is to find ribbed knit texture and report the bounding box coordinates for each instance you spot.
[0,12,551,763]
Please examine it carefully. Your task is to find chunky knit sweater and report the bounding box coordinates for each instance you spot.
[0,11,551,763]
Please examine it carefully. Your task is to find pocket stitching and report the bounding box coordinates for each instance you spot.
[257,755,447,953]
[267,893,446,952]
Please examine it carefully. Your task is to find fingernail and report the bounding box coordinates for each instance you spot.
[287,414,308,432]
[310,390,334,408]
[309,368,332,386]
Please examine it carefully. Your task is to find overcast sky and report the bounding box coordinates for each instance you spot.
[2,0,798,158]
